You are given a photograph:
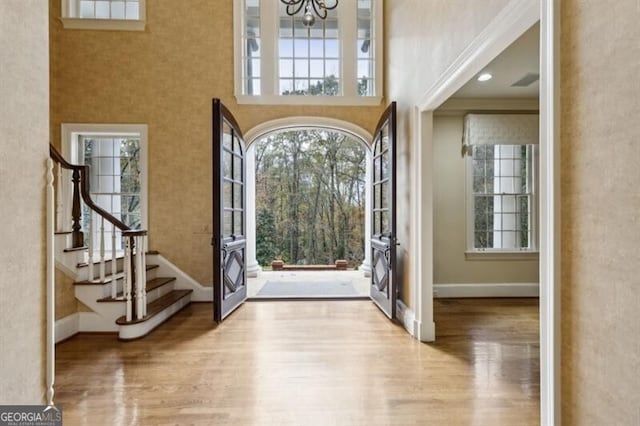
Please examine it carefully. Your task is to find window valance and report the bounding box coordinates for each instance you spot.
[462,113,539,156]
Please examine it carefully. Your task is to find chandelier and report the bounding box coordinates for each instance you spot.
[280,0,339,27]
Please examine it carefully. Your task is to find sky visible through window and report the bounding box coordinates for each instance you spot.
[243,0,374,97]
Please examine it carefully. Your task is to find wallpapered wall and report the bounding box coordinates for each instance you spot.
[385,0,511,308]
[49,0,385,298]
[560,0,640,424]
[0,0,49,404]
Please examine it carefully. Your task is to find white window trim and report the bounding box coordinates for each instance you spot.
[61,0,146,31]
[61,123,149,232]
[233,0,383,105]
[464,144,539,258]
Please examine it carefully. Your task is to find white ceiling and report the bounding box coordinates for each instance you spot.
[452,22,540,98]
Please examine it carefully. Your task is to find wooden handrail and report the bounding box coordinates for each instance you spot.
[51,143,148,319]
[49,144,147,238]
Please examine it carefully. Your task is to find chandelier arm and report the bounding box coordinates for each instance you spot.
[321,0,339,11]
[281,0,306,17]
[280,0,339,22]
[311,0,328,20]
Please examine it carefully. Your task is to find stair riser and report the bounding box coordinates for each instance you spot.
[118,295,191,340]
[146,282,175,304]
[77,264,158,283]
[54,233,73,252]
[76,257,124,281]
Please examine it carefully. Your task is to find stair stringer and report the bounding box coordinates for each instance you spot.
[146,253,213,302]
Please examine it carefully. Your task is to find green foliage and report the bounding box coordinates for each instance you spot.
[255,129,366,265]
[281,75,372,97]
[255,209,277,266]
[82,137,141,230]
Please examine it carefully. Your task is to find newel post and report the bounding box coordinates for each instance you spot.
[71,168,84,247]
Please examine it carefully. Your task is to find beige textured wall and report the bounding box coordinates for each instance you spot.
[433,113,538,284]
[49,0,385,286]
[560,0,640,424]
[0,0,49,404]
[386,0,512,308]
[55,268,77,320]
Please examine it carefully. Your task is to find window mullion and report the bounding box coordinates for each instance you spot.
[261,0,278,96]
[340,2,356,97]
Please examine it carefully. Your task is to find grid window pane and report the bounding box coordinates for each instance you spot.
[277,4,341,96]
[76,0,140,20]
[111,1,125,18]
[240,0,377,98]
[80,1,95,18]
[471,144,534,250]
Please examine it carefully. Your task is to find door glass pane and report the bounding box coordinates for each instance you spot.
[223,151,232,178]
[223,181,232,208]
[374,156,381,182]
[233,155,243,181]
[223,211,232,236]
[380,127,388,152]
[374,212,380,235]
[381,182,388,209]
[223,125,233,150]
[374,184,381,209]
[381,151,389,179]
[234,211,243,235]
[381,211,389,233]
[233,183,243,208]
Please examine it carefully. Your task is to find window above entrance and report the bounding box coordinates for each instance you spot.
[234,0,383,106]
[61,0,146,31]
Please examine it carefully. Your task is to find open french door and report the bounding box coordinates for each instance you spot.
[212,99,247,322]
[370,102,397,319]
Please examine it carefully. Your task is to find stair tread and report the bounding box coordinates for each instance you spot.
[64,246,88,253]
[115,289,192,325]
[74,264,159,285]
[97,277,176,302]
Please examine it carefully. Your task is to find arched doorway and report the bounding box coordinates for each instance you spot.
[244,117,373,297]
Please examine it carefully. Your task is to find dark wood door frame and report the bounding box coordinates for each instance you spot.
[212,98,248,322]
[369,102,397,319]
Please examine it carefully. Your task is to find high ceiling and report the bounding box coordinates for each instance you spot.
[452,22,540,98]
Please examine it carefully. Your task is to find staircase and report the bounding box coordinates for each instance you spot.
[51,145,192,340]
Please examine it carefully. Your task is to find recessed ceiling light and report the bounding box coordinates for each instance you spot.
[477,73,493,82]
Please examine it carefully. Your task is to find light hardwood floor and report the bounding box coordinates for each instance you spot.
[55,299,539,425]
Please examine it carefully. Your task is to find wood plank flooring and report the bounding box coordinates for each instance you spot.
[55,299,539,425]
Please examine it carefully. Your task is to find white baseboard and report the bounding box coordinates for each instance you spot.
[55,311,124,343]
[148,254,213,302]
[396,300,420,339]
[434,282,539,298]
[79,312,118,332]
[55,313,80,343]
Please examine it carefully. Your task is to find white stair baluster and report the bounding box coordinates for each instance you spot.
[141,235,147,317]
[87,211,94,282]
[99,216,105,283]
[135,236,145,320]
[124,236,133,322]
[111,223,117,299]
